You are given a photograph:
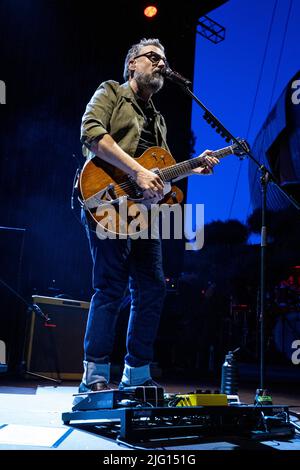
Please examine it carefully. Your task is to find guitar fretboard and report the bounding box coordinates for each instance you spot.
[158,145,234,182]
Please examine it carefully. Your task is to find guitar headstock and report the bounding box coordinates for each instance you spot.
[231,138,250,157]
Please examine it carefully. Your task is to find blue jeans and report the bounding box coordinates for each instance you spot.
[82,212,166,382]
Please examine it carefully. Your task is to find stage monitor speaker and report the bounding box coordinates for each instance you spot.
[26,295,90,380]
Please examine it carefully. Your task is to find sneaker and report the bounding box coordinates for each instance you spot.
[119,379,161,390]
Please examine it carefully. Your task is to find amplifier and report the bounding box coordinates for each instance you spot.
[26,295,90,380]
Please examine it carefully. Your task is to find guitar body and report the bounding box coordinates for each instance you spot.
[78,140,249,235]
[79,146,184,234]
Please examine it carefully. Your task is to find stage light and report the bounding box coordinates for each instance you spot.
[144,5,158,18]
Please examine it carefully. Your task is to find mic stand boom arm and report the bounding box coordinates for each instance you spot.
[179,82,300,390]
[0,278,61,384]
[183,86,300,210]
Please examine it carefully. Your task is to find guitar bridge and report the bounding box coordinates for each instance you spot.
[127,176,144,199]
[105,183,117,201]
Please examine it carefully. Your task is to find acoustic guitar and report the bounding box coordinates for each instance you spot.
[79,140,249,235]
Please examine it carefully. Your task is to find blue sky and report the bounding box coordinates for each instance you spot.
[187,0,299,231]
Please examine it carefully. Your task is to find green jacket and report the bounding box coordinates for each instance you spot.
[81,80,169,160]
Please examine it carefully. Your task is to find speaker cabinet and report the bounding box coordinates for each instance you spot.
[26,295,89,380]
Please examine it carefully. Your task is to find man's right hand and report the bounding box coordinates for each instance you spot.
[135,168,164,200]
[93,135,165,200]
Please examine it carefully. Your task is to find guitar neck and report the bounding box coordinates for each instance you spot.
[159,145,234,182]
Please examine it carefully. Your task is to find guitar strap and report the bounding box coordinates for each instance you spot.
[156,114,169,151]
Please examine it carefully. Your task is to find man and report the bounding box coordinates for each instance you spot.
[78,38,218,393]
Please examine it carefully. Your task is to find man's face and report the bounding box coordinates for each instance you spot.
[129,45,167,94]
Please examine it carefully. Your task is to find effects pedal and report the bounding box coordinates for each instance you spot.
[119,385,164,406]
[175,389,228,407]
[72,385,164,411]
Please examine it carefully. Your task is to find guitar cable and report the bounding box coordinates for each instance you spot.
[70,159,102,237]
[71,153,84,210]
[70,154,88,230]
[71,167,82,211]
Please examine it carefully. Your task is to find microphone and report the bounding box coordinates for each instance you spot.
[161,67,192,87]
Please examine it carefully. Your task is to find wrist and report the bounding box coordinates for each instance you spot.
[128,163,144,179]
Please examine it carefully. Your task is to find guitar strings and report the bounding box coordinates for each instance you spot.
[100,145,237,199]
[114,155,207,194]
[110,162,202,198]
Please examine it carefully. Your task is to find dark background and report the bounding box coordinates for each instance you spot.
[0,0,227,372]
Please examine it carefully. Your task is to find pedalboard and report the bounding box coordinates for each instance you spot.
[66,386,296,443]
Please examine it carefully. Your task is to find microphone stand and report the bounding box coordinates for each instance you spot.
[0,278,61,384]
[174,80,300,392]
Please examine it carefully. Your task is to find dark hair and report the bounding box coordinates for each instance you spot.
[123,38,165,81]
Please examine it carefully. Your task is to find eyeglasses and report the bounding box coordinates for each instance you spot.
[133,51,168,66]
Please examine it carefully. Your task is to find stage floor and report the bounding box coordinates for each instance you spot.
[0,375,300,452]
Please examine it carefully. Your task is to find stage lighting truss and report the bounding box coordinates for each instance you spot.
[197,15,225,44]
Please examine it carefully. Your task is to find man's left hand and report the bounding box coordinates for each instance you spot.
[192,150,219,175]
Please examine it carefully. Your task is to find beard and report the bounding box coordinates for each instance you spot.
[135,71,164,95]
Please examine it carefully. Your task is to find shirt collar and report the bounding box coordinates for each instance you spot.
[120,81,160,116]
